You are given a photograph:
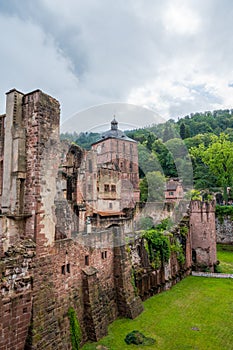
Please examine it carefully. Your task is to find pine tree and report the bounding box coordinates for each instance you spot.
[180,122,186,139]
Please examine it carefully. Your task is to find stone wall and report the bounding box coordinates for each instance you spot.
[216,217,233,244]
[1,231,143,349]
[0,239,35,350]
[130,216,192,301]
[0,207,215,349]
[0,89,218,349]
[189,200,217,271]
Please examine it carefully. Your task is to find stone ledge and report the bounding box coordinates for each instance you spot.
[192,271,233,278]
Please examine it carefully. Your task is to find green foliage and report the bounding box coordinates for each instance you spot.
[171,240,185,264]
[131,268,138,295]
[163,123,175,142]
[143,219,172,267]
[152,139,178,178]
[215,205,233,223]
[60,132,79,142]
[124,330,155,346]
[138,143,161,178]
[190,134,233,201]
[179,122,186,140]
[62,108,233,195]
[68,307,82,350]
[138,216,154,230]
[75,132,100,150]
[139,171,166,202]
[179,225,188,236]
[187,189,202,201]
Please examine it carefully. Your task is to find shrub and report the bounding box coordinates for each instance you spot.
[124,330,155,346]
[215,205,233,223]
[143,228,171,267]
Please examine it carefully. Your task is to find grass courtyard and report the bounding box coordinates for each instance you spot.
[82,245,233,350]
[217,244,233,274]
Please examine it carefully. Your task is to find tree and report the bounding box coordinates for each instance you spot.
[163,123,175,142]
[190,134,233,202]
[138,143,161,178]
[139,171,166,202]
[180,122,186,139]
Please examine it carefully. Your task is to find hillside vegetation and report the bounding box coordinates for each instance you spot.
[61,109,233,202]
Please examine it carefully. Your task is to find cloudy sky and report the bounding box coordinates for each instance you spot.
[0,0,233,132]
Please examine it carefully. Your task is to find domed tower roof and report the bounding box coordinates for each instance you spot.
[111,116,118,131]
[92,117,136,145]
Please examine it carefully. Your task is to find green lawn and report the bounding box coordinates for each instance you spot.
[82,246,233,350]
[217,244,233,273]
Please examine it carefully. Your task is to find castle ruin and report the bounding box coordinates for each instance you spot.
[0,89,217,349]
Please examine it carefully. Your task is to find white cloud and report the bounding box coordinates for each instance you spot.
[163,1,201,35]
[0,0,233,131]
[0,14,79,118]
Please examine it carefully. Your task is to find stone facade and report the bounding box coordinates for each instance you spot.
[164,178,184,203]
[0,89,217,349]
[216,216,233,244]
[189,200,217,272]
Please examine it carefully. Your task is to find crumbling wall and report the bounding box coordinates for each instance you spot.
[130,216,192,301]
[189,200,217,271]
[0,239,35,350]
[23,90,60,256]
[0,88,218,350]
[216,217,233,244]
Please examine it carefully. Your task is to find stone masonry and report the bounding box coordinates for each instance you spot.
[0,89,217,349]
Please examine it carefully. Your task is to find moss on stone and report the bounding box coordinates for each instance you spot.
[68,307,82,350]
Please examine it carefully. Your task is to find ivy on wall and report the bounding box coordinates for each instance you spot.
[143,218,187,268]
[171,240,185,264]
[143,220,171,269]
[68,307,82,350]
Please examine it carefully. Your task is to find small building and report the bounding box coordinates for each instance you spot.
[165,178,183,203]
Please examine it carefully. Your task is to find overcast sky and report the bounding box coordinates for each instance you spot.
[0,0,233,132]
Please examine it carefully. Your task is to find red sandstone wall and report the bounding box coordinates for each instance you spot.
[23,91,60,256]
[189,200,217,271]
[0,240,35,350]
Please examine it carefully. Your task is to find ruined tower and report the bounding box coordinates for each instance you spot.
[0,89,60,256]
[189,200,217,272]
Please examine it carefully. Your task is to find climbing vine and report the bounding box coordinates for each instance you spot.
[179,225,188,237]
[131,268,138,295]
[68,307,82,350]
[171,240,185,265]
[143,219,171,268]
[143,218,187,268]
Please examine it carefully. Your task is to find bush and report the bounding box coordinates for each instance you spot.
[139,217,154,230]
[124,330,155,346]
[215,205,233,223]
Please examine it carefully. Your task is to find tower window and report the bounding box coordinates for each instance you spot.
[104,184,109,192]
[101,251,108,259]
[85,255,89,266]
[66,263,70,273]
